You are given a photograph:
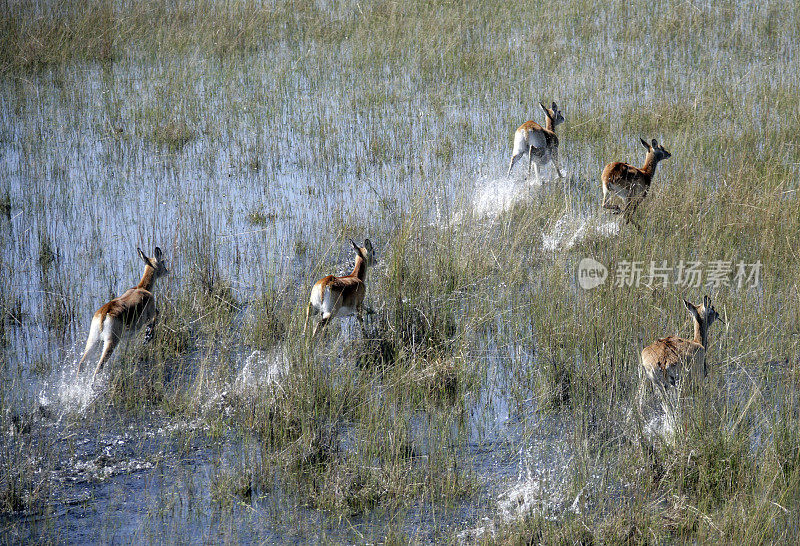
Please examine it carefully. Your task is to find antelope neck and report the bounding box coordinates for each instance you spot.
[351,255,368,281]
[136,265,156,291]
[692,317,708,348]
[641,153,660,177]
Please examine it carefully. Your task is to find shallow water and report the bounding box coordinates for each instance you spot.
[4,5,798,539]
[0,332,582,542]
[541,209,619,252]
[0,122,629,540]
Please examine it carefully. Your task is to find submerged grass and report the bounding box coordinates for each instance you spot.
[1,0,800,542]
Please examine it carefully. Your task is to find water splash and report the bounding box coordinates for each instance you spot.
[471,175,541,218]
[459,444,575,543]
[70,454,154,482]
[643,413,676,444]
[235,346,289,393]
[496,446,565,522]
[39,351,102,419]
[542,210,619,251]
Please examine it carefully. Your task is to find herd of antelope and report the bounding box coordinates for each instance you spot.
[77,100,714,430]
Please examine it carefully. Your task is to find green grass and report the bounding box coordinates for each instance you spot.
[1,0,800,542]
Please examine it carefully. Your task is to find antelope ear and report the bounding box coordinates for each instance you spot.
[651,138,658,148]
[683,298,700,319]
[350,239,360,253]
[138,247,156,269]
[640,137,651,150]
[703,295,710,308]
[363,238,373,253]
[154,246,163,260]
[539,102,548,114]
[551,101,557,110]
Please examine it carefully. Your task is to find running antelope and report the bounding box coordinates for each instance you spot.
[78,247,169,382]
[507,101,565,182]
[639,296,722,422]
[304,239,375,338]
[601,138,671,227]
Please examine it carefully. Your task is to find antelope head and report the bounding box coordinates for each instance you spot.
[349,238,375,269]
[540,101,565,128]
[137,246,170,280]
[640,138,672,162]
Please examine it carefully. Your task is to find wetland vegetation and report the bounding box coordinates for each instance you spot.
[1,0,799,543]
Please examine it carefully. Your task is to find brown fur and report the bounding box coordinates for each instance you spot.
[507,102,565,180]
[519,120,561,159]
[94,264,159,331]
[639,296,721,421]
[601,138,671,227]
[78,247,169,381]
[94,288,155,332]
[304,239,375,338]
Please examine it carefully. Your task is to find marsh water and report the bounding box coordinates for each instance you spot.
[12,354,573,543]
[0,60,614,542]
[4,2,800,541]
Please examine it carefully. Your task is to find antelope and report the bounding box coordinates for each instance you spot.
[507,101,565,182]
[601,138,671,227]
[639,296,722,424]
[78,247,169,382]
[304,239,375,339]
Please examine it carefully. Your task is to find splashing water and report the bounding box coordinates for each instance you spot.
[39,352,102,419]
[496,446,565,523]
[542,210,619,251]
[643,413,676,444]
[471,175,541,218]
[235,346,289,393]
[458,443,578,542]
